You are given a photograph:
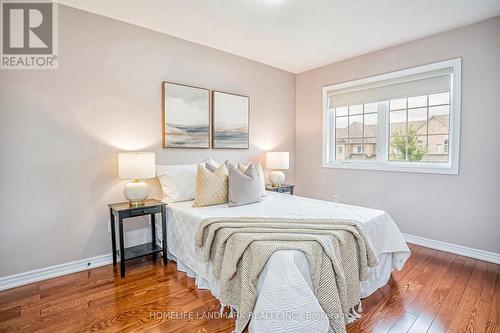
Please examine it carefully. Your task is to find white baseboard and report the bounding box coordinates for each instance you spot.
[0,253,113,291]
[1,234,498,292]
[403,233,500,264]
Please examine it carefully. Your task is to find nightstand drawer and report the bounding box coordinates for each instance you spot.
[129,206,161,217]
[265,184,295,195]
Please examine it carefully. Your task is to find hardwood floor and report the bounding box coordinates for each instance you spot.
[0,244,498,333]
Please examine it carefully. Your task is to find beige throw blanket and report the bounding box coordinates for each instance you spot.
[195,217,379,333]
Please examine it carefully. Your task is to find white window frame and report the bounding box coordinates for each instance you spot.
[322,58,461,175]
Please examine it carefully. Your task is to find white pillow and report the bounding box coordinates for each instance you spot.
[156,163,198,203]
[206,158,220,168]
[205,158,221,172]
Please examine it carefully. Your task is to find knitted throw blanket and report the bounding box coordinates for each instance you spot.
[194,217,379,333]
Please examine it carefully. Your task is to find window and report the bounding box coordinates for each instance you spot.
[389,93,450,162]
[334,103,377,161]
[323,58,461,174]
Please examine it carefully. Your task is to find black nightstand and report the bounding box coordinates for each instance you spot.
[108,199,167,277]
[265,184,295,195]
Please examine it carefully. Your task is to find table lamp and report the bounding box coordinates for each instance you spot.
[266,152,289,187]
[118,152,156,206]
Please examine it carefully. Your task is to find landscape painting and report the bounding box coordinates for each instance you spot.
[162,82,210,148]
[212,91,249,149]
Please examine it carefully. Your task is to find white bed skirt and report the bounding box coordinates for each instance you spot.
[168,250,392,299]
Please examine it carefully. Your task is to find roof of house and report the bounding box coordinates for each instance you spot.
[336,115,448,143]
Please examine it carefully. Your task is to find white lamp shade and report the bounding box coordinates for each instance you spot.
[266,152,289,170]
[118,152,156,180]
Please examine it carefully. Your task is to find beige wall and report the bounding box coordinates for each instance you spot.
[296,17,500,253]
[0,6,296,277]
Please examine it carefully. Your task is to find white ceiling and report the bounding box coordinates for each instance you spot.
[58,0,500,73]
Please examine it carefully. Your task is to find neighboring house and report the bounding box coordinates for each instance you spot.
[415,115,449,161]
[336,115,449,162]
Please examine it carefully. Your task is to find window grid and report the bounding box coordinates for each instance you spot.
[335,104,377,160]
[389,93,450,163]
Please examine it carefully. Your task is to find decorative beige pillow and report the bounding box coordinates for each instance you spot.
[238,162,266,196]
[193,163,228,207]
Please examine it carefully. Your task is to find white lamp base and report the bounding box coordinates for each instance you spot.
[124,180,149,205]
[269,170,285,187]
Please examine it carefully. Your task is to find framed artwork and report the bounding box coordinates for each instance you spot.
[162,81,210,148]
[212,91,250,149]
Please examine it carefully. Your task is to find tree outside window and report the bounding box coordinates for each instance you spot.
[390,126,425,161]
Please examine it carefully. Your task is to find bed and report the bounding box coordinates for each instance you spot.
[163,191,410,333]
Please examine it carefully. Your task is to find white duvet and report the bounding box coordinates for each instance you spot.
[163,192,410,333]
